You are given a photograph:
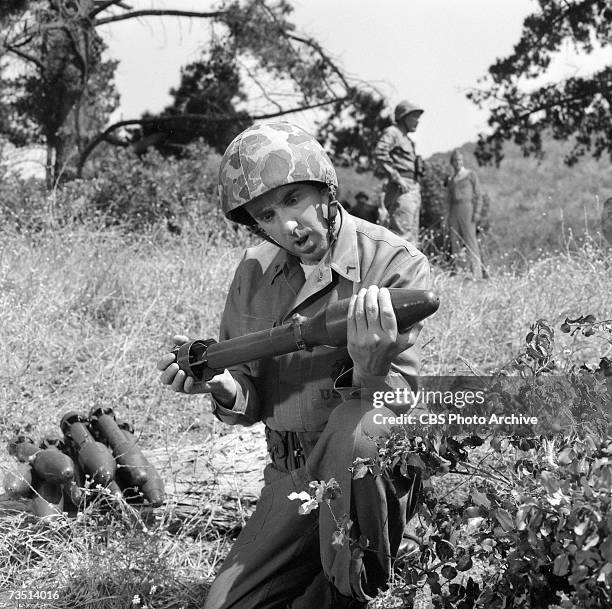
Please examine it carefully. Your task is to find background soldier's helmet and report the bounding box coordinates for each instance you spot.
[218,122,338,226]
[394,99,424,123]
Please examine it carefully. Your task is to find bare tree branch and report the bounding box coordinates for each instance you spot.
[2,43,43,70]
[77,96,348,176]
[236,55,283,113]
[90,1,133,18]
[255,1,349,97]
[286,32,350,92]
[94,9,226,26]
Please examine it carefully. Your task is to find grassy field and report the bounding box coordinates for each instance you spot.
[1,220,611,608]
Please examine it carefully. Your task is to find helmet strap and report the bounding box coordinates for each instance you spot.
[325,174,339,248]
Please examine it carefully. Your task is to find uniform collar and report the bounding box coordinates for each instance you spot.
[328,205,361,282]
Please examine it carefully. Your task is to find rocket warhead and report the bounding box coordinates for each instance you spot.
[172,288,440,381]
[31,447,75,484]
[90,406,149,487]
[317,288,440,346]
[60,412,116,486]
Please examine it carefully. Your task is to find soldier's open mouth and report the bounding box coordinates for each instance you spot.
[294,234,310,248]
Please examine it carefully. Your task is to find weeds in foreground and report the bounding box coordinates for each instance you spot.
[291,314,612,608]
[0,222,610,607]
[0,484,237,609]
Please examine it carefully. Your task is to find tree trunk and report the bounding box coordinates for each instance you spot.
[45,143,55,190]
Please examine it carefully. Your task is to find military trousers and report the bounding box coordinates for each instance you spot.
[448,201,483,279]
[383,181,421,245]
[202,399,422,609]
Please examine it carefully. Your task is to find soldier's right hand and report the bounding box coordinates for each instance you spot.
[157,335,238,406]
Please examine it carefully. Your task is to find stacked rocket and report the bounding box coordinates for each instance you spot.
[2,407,164,517]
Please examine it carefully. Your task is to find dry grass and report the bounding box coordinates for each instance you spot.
[1,221,610,607]
[0,490,231,608]
[421,237,611,375]
[0,224,240,442]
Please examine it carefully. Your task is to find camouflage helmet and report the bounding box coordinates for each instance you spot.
[394,99,424,123]
[218,122,338,226]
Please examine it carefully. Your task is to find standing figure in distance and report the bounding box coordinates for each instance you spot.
[157,122,431,608]
[350,190,379,224]
[375,99,424,245]
[445,150,484,279]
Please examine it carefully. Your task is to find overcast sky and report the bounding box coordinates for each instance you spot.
[101,0,608,157]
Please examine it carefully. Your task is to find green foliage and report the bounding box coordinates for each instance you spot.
[102,0,349,167]
[1,1,118,184]
[0,0,29,23]
[0,141,247,240]
[318,88,392,172]
[468,0,612,166]
[221,0,346,105]
[316,317,612,608]
[142,43,250,155]
[0,175,47,229]
[399,431,612,609]
[2,0,350,185]
[419,160,451,261]
[70,142,221,232]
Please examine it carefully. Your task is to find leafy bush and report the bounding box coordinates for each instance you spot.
[0,174,49,230]
[80,142,216,227]
[0,140,251,245]
[298,316,612,608]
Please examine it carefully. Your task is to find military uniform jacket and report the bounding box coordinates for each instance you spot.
[375,124,418,184]
[211,206,431,431]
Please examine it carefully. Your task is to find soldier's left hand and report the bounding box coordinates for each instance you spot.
[347,286,419,384]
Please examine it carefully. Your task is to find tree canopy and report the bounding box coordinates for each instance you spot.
[317,88,391,173]
[0,0,350,186]
[468,0,612,166]
[138,43,251,156]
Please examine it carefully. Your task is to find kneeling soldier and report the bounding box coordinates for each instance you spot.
[158,122,431,608]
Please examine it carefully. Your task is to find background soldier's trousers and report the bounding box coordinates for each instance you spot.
[448,200,484,279]
[383,181,421,245]
[203,399,422,609]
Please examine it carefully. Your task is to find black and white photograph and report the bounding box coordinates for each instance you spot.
[0,1,611,608]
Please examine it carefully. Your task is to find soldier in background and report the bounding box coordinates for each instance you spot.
[350,190,388,225]
[374,99,425,245]
[445,150,484,279]
[349,191,377,223]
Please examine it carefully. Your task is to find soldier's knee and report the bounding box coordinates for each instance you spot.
[323,400,401,462]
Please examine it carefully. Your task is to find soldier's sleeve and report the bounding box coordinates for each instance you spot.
[374,128,402,184]
[381,247,432,392]
[209,256,262,427]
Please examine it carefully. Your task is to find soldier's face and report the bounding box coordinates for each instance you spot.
[451,153,464,172]
[402,112,421,132]
[245,182,331,263]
